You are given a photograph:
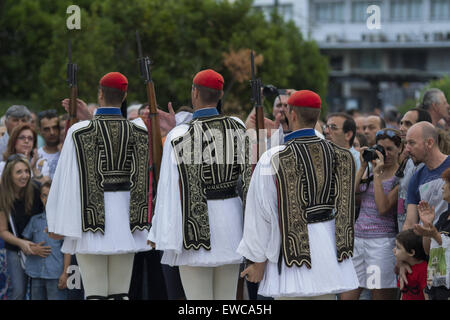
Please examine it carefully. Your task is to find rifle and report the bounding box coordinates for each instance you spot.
[136,31,163,223]
[67,38,78,127]
[236,50,266,300]
[250,50,265,158]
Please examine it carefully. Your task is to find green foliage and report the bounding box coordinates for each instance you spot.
[0,0,329,120]
[421,75,450,104]
[398,76,450,115]
[397,98,418,116]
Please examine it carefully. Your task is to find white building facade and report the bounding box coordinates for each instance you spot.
[253,0,450,112]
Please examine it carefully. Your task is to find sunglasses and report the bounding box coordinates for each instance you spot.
[6,154,26,164]
[376,129,401,139]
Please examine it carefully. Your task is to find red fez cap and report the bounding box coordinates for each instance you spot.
[193,69,224,90]
[287,90,321,109]
[99,72,128,92]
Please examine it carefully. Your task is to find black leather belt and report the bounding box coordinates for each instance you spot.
[205,185,238,200]
[104,181,131,192]
[305,208,334,223]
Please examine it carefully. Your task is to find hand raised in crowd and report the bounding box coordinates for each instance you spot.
[240,261,266,283]
[417,200,435,226]
[30,148,39,169]
[30,241,52,258]
[61,98,92,121]
[414,201,438,238]
[157,102,176,136]
[245,108,282,138]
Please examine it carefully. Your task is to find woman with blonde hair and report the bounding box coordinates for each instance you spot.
[0,155,50,299]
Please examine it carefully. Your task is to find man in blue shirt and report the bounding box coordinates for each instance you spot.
[404,122,450,230]
[22,181,69,300]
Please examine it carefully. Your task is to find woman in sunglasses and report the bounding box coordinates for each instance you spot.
[0,155,50,299]
[341,128,403,300]
[0,124,49,183]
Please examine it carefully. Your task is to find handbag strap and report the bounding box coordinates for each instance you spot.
[8,213,19,237]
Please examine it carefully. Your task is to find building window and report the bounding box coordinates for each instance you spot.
[358,51,382,69]
[402,51,426,70]
[254,3,294,21]
[352,1,382,22]
[390,0,423,21]
[315,2,345,23]
[430,0,450,20]
[330,56,344,71]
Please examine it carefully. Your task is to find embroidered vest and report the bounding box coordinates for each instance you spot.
[272,136,355,269]
[72,114,149,234]
[171,115,252,250]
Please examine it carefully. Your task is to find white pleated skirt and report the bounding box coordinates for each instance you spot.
[61,192,151,255]
[257,220,360,298]
[160,197,244,267]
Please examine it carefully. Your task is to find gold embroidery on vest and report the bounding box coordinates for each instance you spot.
[333,146,355,261]
[273,137,355,268]
[73,116,149,234]
[172,115,251,251]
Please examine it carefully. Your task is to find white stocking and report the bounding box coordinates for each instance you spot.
[76,253,135,300]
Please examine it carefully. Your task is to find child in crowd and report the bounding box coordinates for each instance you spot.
[22,181,70,300]
[393,229,428,300]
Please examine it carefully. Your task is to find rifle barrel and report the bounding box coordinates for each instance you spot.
[67,38,78,126]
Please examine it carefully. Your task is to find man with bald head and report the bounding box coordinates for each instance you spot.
[363,115,386,146]
[403,122,450,230]
[396,109,432,231]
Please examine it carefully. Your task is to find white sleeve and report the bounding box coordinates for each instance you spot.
[237,147,283,263]
[147,126,188,253]
[175,112,193,126]
[131,117,148,130]
[45,122,89,238]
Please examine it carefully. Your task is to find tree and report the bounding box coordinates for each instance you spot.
[1,0,329,120]
[398,76,450,115]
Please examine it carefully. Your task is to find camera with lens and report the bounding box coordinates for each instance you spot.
[262,85,287,98]
[362,144,386,162]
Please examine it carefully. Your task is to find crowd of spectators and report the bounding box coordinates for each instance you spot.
[0,86,449,300]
